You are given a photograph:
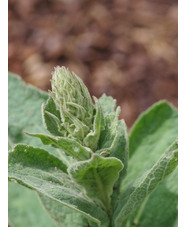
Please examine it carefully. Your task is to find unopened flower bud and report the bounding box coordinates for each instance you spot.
[51,66,95,142]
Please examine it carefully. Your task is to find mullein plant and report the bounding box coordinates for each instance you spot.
[8,67,178,227]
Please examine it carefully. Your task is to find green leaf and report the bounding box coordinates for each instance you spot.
[97,94,129,207]
[26,132,92,160]
[68,154,123,216]
[97,94,119,154]
[109,119,128,181]
[8,73,97,226]
[119,101,178,226]
[113,139,178,227]
[121,101,178,191]
[8,73,61,159]
[98,96,129,183]
[8,73,46,145]
[126,168,178,227]
[98,94,117,114]
[9,73,66,226]
[8,144,109,227]
[42,96,62,136]
[84,98,105,151]
[97,96,129,177]
[129,101,178,157]
[38,194,98,227]
[8,182,56,227]
[97,95,122,159]
[9,144,67,174]
[8,73,72,165]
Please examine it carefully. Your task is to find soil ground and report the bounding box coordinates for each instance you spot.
[8,0,178,127]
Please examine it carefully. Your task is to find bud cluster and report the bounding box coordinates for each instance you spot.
[51,67,95,143]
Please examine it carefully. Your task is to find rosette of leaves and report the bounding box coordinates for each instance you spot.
[8,67,178,227]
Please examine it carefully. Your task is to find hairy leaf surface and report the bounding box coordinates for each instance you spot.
[9,73,59,158]
[26,132,92,160]
[8,144,109,226]
[9,182,56,227]
[98,94,116,114]
[42,96,62,136]
[9,73,61,226]
[113,140,178,227]
[84,98,105,151]
[39,194,98,227]
[126,168,178,227]
[8,73,99,226]
[97,94,129,205]
[9,73,178,227]
[120,101,178,226]
[121,101,178,191]
[98,95,129,180]
[68,154,123,214]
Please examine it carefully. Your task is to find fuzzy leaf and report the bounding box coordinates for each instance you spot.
[121,101,178,191]
[120,101,178,226]
[39,194,98,227]
[8,144,109,227]
[126,168,178,227]
[97,97,129,183]
[9,144,67,174]
[68,154,123,215]
[97,94,119,155]
[113,140,178,227]
[84,98,105,151]
[8,182,56,227]
[26,133,92,160]
[42,96,62,136]
[9,73,66,226]
[129,101,178,157]
[97,94,129,207]
[9,73,47,145]
[97,99,178,227]
[109,120,128,180]
[98,94,117,114]
[8,73,99,226]
[8,73,64,159]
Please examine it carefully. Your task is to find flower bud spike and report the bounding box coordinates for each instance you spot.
[51,66,95,144]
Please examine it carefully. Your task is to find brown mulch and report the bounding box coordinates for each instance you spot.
[8,0,178,127]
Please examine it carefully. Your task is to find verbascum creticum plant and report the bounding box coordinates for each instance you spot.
[8,67,178,227]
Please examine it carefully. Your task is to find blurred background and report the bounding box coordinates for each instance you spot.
[8,0,178,128]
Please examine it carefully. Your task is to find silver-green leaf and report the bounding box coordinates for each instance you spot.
[68,154,124,216]
[113,139,178,227]
[38,194,98,227]
[26,132,92,160]
[120,101,178,226]
[97,94,129,203]
[42,96,62,136]
[84,98,105,151]
[8,144,109,227]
